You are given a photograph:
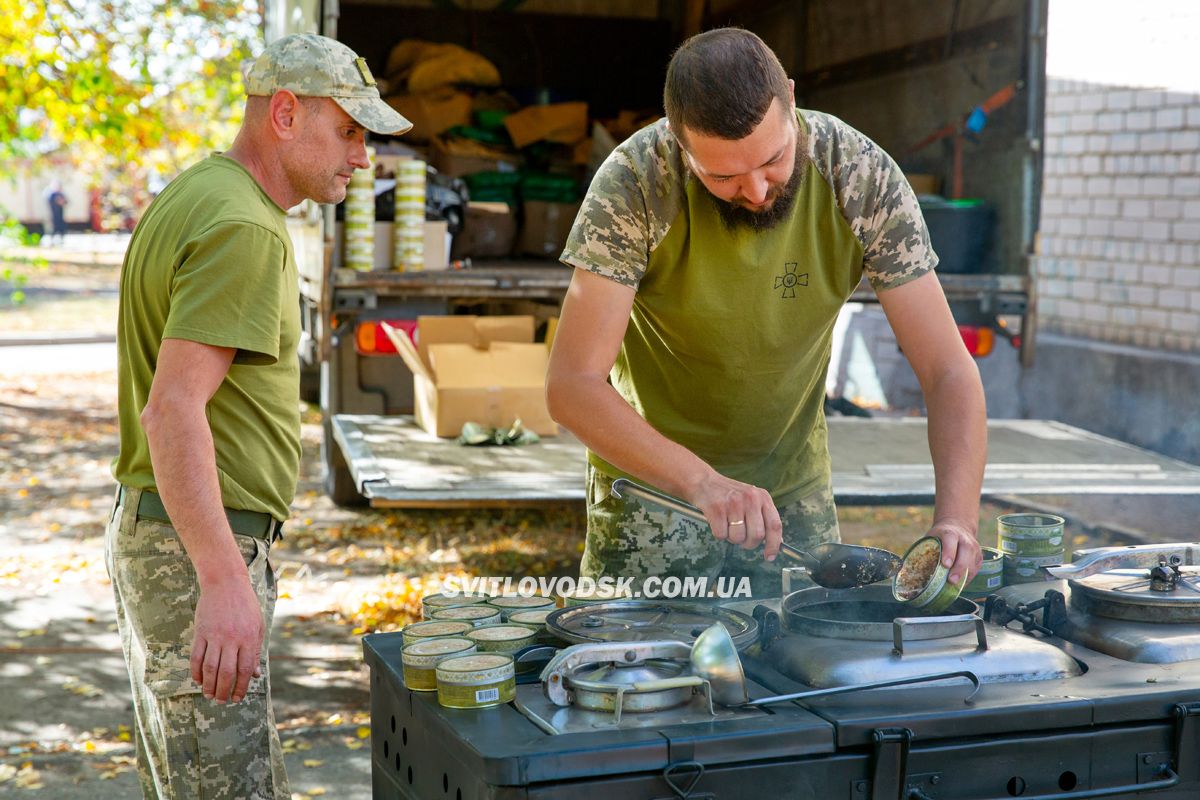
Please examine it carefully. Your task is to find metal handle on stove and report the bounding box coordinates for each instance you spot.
[1044,543,1200,579]
[628,676,705,693]
[742,670,980,707]
[892,614,988,655]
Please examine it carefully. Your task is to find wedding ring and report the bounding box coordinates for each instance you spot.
[729,520,745,526]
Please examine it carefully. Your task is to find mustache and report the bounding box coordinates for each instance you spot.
[708,155,805,232]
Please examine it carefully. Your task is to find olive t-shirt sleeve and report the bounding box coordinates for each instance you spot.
[163,220,286,365]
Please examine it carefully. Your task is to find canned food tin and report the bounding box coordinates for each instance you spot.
[507,609,556,645]
[401,637,476,691]
[507,608,552,626]
[421,592,489,620]
[465,624,538,655]
[401,620,473,646]
[893,536,962,614]
[430,605,502,628]
[486,595,556,620]
[436,653,516,709]
[964,547,1005,597]
[997,513,1066,557]
[1004,552,1066,584]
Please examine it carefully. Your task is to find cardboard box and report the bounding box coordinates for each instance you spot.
[423,220,449,271]
[451,201,516,259]
[430,136,521,178]
[382,316,558,438]
[518,200,582,258]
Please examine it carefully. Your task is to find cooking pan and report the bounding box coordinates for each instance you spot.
[610,478,902,590]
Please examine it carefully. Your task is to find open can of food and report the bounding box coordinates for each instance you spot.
[893,536,963,614]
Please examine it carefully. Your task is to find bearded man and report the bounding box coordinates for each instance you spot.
[545,28,985,598]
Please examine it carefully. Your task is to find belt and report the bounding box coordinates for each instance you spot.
[119,486,283,543]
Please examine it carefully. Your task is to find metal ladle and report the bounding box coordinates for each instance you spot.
[610,478,902,590]
[689,623,979,707]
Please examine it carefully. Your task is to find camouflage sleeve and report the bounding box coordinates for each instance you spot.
[809,112,938,292]
[560,146,652,289]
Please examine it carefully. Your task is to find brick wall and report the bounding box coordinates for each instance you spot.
[1037,78,1200,351]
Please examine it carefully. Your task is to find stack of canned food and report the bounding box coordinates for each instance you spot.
[343,147,376,272]
[392,157,425,271]
[997,512,1066,585]
[400,590,559,709]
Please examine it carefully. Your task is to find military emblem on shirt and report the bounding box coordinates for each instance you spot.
[775,262,808,299]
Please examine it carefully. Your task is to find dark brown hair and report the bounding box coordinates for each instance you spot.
[664,28,791,145]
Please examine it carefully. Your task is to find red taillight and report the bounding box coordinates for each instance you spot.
[958,324,995,358]
[356,319,418,355]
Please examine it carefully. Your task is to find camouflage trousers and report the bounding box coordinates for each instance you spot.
[582,467,841,600]
[104,487,290,800]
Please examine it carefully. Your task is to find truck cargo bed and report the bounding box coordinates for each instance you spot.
[332,415,1200,508]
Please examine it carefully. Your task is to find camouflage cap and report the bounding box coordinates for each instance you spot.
[245,34,412,135]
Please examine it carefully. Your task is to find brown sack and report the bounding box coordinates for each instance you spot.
[503,103,588,149]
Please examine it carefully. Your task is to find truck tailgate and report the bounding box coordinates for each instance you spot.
[333,415,1200,507]
[332,414,585,507]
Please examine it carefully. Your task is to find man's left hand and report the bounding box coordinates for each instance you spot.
[929,522,982,587]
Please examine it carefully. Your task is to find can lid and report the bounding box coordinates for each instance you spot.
[437,653,514,672]
[432,606,499,620]
[404,620,472,637]
[467,625,535,642]
[403,637,475,657]
[508,609,552,624]
[488,595,555,609]
[422,593,488,608]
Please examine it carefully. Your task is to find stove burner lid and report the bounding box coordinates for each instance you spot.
[545,601,759,651]
[1069,567,1200,622]
[570,658,684,688]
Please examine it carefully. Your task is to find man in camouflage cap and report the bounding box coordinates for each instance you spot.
[546,28,985,599]
[108,34,407,799]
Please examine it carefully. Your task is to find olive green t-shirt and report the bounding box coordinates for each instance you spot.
[561,109,936,506]
[112,155,301,521]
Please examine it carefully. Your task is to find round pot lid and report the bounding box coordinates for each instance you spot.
[1070,567,1200,622]
[545,601,759,651]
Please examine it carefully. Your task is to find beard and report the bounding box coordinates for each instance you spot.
[706,153,805,232]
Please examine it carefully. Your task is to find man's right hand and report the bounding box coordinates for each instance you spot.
[689,473,783,561]
[189,572,264,705]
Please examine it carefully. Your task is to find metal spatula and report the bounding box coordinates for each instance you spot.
[610,478,902,590]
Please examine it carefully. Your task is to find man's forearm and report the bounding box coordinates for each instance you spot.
[141,401,247,587]
[923,363,987,532]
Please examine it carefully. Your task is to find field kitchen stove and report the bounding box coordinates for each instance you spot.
[364,544,1200,800]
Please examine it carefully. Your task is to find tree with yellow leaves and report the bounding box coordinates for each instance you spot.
[0,0,262,190]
